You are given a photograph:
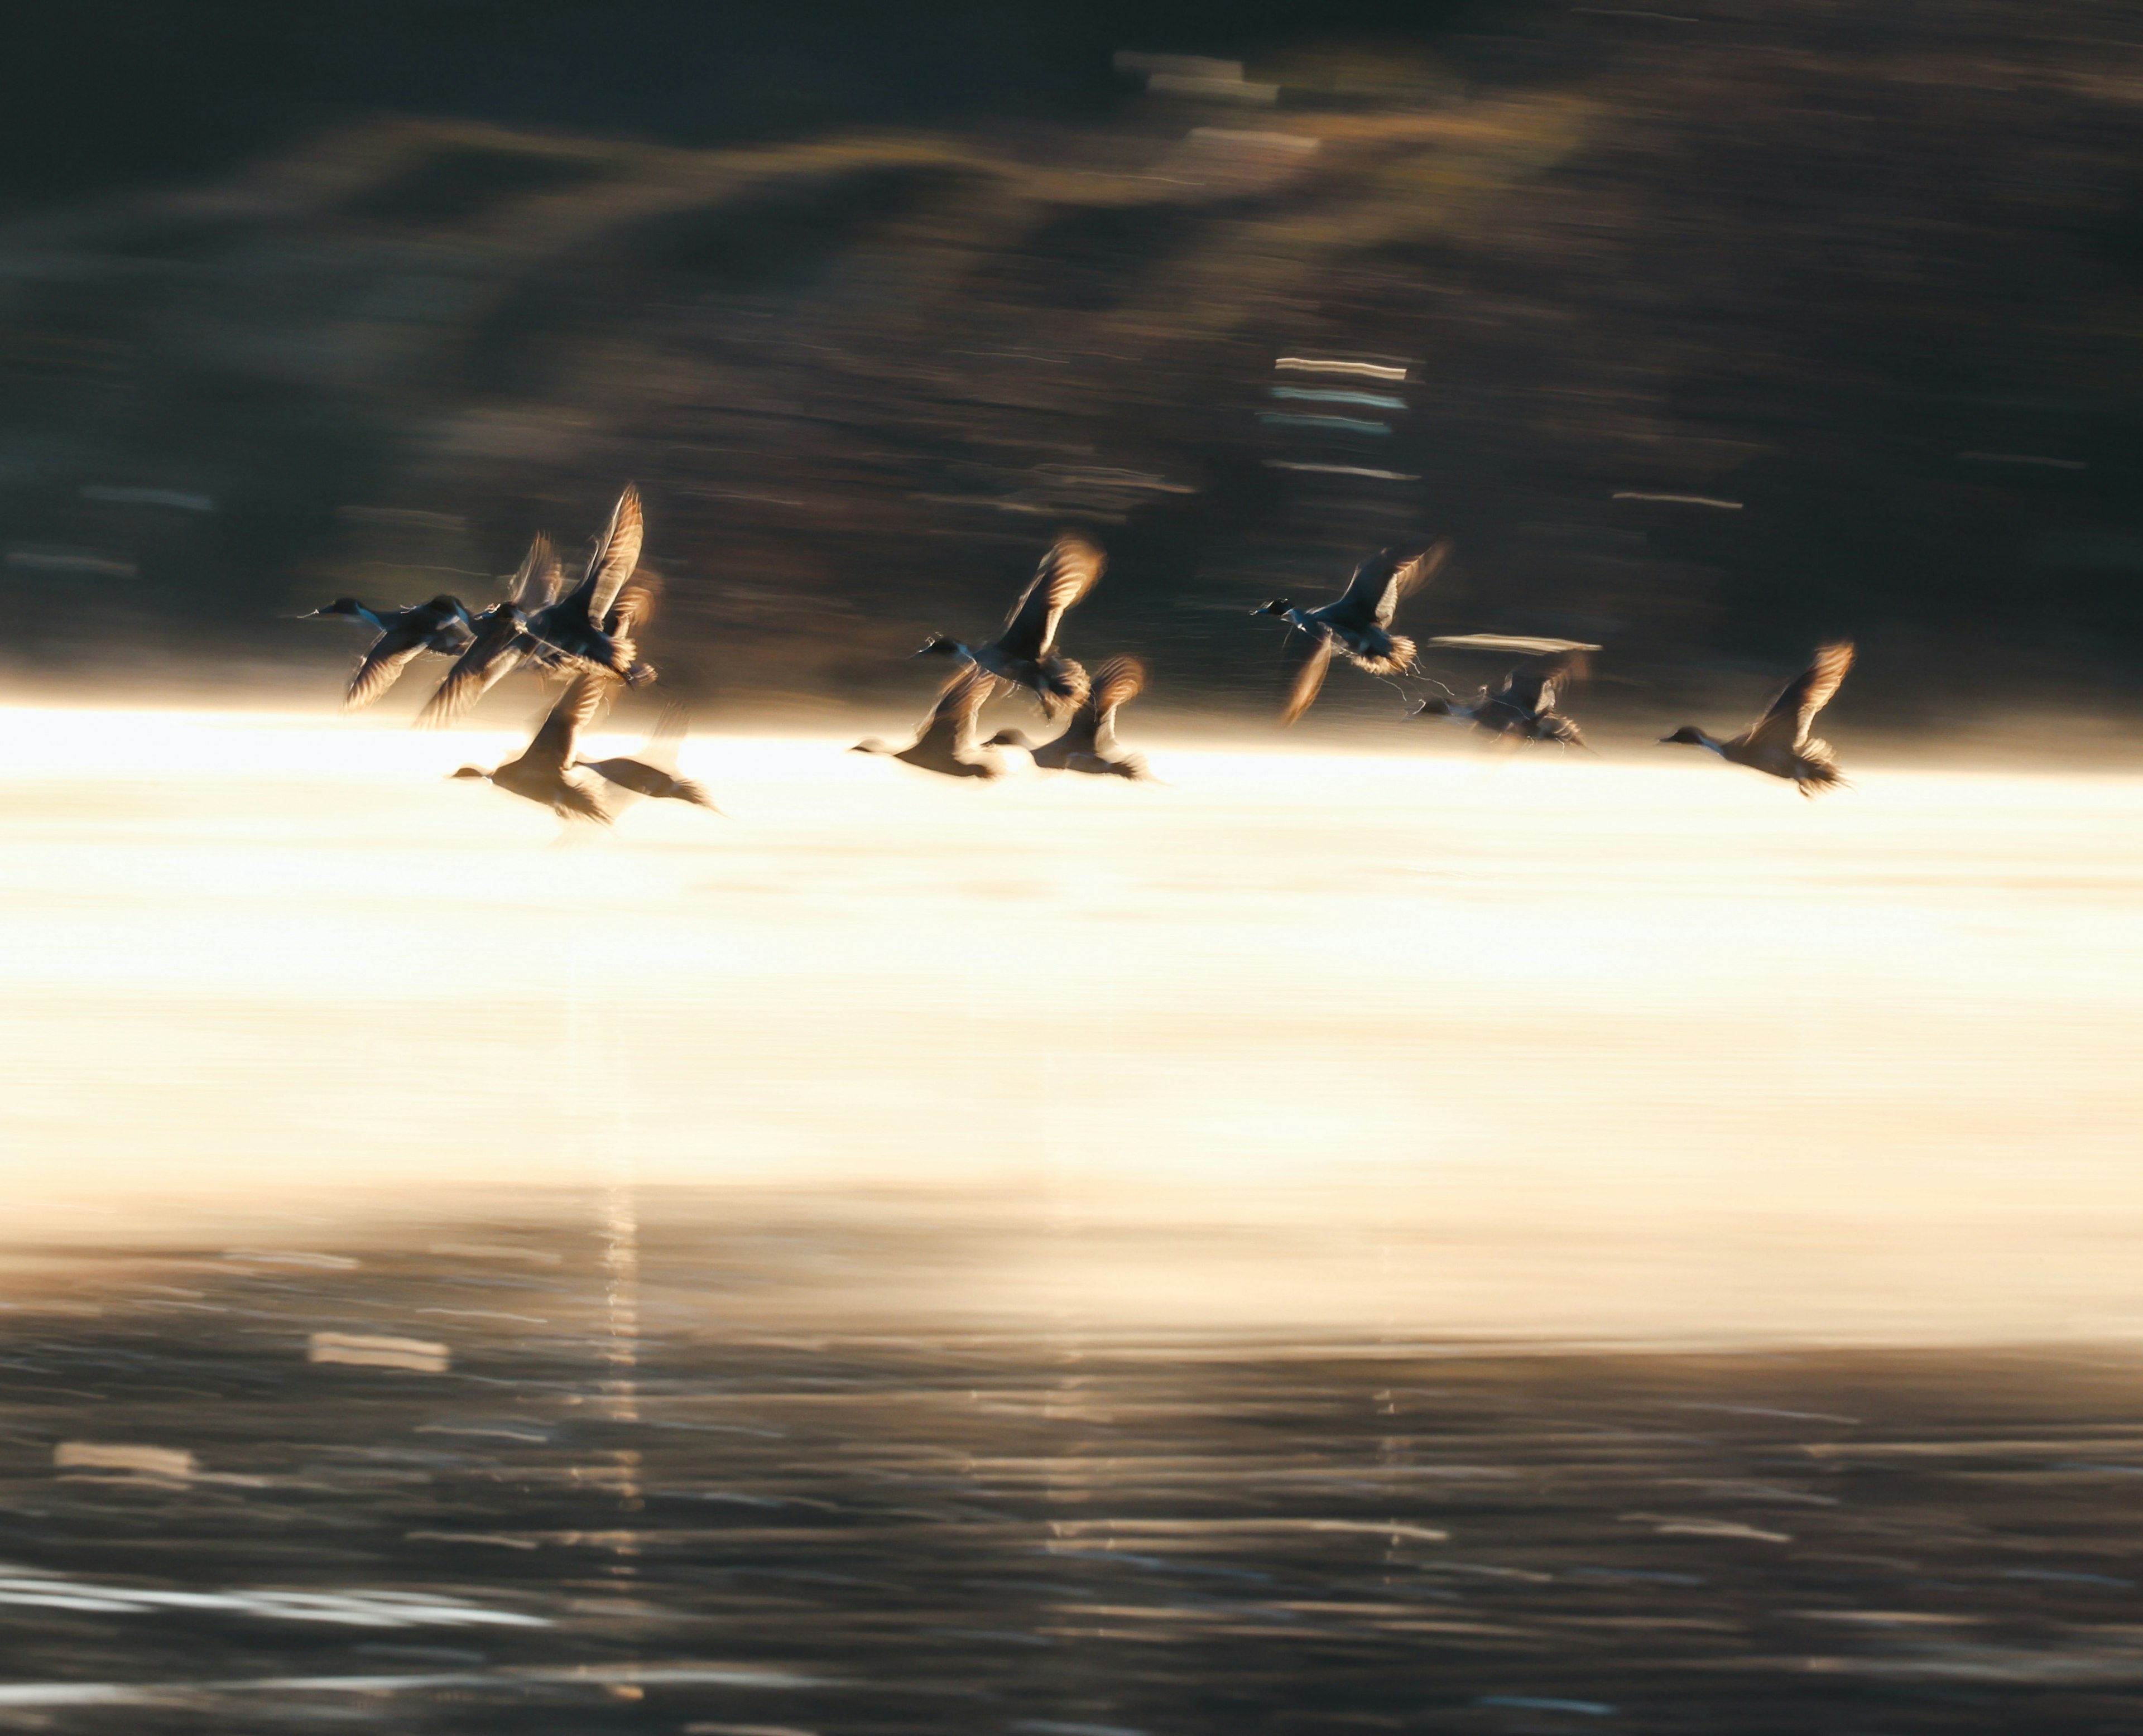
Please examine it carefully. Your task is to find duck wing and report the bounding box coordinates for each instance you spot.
[525,671,614,774]
[342,615,439,712]
[1745,641,1854,750]
[997,532,1106,662]
[916,665,994,752]
[416,607,531,728]
[604,569,661,670]
[536,484,644,638]
[583,485,645,625]
[1497,649,1589,716]
[1087,654,1146,752]
[1277,629,1333,727]
[505,533,560,610]
[1328,538,1450,630]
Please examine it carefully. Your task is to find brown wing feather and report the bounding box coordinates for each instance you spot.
[1089,655,1147,716]
[1371,538,1451,628]
[919,665,995,749]
[1748,641,1854,749]
[584,485,645,625]
[1278,632,1333,726]
[998,532,1106,661]
[342,639,427,712]
[415,612,528,729]
[506,534,559,609]
[526,672,614,772]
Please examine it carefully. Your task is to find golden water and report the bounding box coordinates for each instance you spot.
[4,706,2139,1346]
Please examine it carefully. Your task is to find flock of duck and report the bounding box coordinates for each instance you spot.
[305,484,1858,821]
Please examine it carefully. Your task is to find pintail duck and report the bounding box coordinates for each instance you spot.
[576,705,720,812]
[852,666,1006,779]
[418,525,658,728]
[916,532,1104,716]
[1661,641,1855,796]
[449,671,616,824]
[1253,540,1450,725]
[987,655,1151,779]
[521,485,657,685]
[1414,639,1596,747]
[304,594,474,711]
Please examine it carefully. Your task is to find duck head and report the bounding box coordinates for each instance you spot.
[912,633,962,658]
[448,765,491,781]
[306,597,368,619]
[1410,697,1456,719]
[1659,725,1708,746]
[1250,599,1294,618]
[421,594,465,616]
[984,728,1037,751]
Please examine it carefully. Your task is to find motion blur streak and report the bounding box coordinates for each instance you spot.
[4,708,2139,1348]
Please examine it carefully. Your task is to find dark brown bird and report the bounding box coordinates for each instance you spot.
[578,705,719,812]
[449,672,616,824]
[1253,540,1450,725]
[1414,641,1595,747]
[853,666,1007,779]
[988,655,1151,779]
[1660,641,1856,795]
[304,594,474,712]
[915,532,1104,716]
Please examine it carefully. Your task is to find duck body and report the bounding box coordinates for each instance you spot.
[917,532,1104,716]
[520,486,655,685]
[307,594,477,710]
[854,666,1007,779]
[450,671,615,824]
[987,655,1150,778]
[575,705,718,811]
[1255,540,1450,725]
[1412,647,1588,747]
[1661,641,1854,796]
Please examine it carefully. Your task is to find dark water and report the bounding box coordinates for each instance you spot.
[4,1203,2143,1734]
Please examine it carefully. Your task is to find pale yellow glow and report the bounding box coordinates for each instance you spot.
[3,707,2140,1347]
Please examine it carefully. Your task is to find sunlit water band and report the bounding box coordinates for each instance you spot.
[2,706,2140,1348]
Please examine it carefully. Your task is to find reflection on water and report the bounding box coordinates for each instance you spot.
[4,1213,2143,1732]
[3,708,2142,1725]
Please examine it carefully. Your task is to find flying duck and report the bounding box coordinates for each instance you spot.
[1253,539,1450,725]
[418,532,657,729]
[577,705,719,812]
[304,594,474,711]
[521,485,656,684]
[1414,641,1595,747]
[852,666,1006,779]
[448,671,616,824]
[915,532,1104,715]
[1660,641,1856,795]
[987,655,1151,778]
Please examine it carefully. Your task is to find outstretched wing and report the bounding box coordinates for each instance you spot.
[342,619,432,712]
[1334,538,1450,628]
[415,609,530,728]
[526,671,613,773]
[1497,650,1589,716]
[1747,641,1854,749]
[998,532,1106,662]
[918,666,996,750]
[1089,654,1147,716]
[578,485,644,626]
[606,569,660,636]
[506,534,560,610]
[1277,630,1333,727]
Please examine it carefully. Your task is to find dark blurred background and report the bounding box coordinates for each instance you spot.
[6,0,2142,719]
